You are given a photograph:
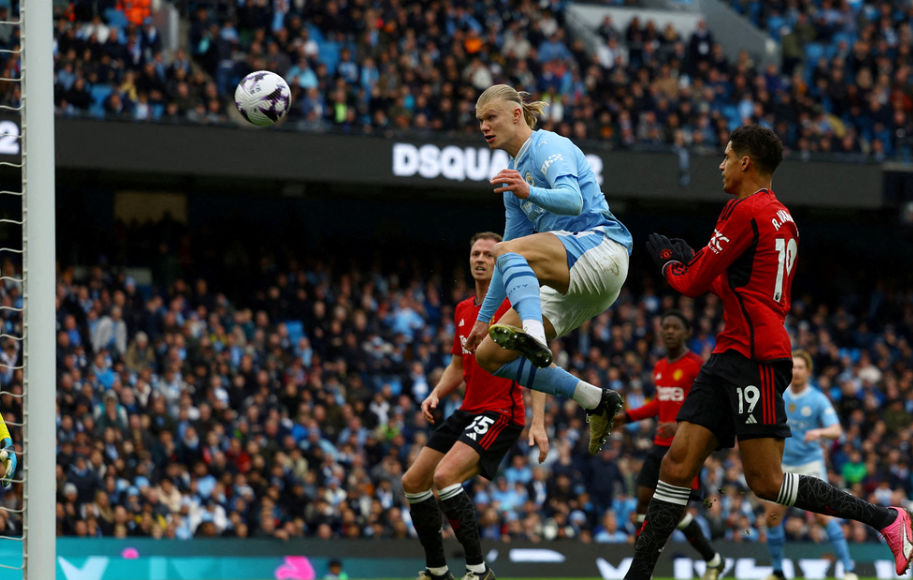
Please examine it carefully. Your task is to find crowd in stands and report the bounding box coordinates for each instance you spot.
[38,0,913,162]
[722,0,913,160]
[0,211,901,543]
[49,1,229,122]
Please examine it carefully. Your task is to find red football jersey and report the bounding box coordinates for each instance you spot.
[628,351,704,446]
[665,189,798,362]
[452,297,525,425]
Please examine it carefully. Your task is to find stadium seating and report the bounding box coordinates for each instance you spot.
[36,0,913,162]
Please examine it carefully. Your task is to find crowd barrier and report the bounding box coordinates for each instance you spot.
[0,538,904,580]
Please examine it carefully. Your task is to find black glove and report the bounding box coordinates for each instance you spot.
[646,233,683,272]
[670,238,695,262]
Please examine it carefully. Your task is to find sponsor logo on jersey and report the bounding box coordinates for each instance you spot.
[788,403,796,413]
[540,153,564,175]
[745,415,757,424]
[656,386,685,402]
[709,229,730,253]
[520,199,546,219]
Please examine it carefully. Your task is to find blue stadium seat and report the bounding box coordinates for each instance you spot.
[316,41,340,75]
[104,8,129,29]
[285,320,305,345]
[306,24,325,44]
[767,15,786,39]
[804,42,825,64]
[722,105,741,131]
[89,84,113,118]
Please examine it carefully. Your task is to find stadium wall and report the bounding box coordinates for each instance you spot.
[0,118,887,209]
[11,539,906,580]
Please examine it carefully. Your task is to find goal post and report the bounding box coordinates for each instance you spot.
[22,0,56,577]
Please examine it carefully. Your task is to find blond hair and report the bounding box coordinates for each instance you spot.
[476,85,548,129]
[792,349,813,373]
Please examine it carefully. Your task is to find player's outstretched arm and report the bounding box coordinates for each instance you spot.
[421,357,465,425]
[805,423,842,443]
[529,391,549,464]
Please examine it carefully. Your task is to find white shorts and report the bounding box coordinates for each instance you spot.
[783,459,827,480]
[541,227,630,338]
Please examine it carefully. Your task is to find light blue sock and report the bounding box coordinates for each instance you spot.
[494,358,578,400]
[767,522,785,573]
[826,519,853,572]
[497,253,542,326]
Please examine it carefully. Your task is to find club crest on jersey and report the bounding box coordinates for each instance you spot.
[525,171,534,186]
[801,406,812,417]
[709,229,730,253]
[673,369,683,381]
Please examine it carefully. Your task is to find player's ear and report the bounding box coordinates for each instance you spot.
[741,155,751,171]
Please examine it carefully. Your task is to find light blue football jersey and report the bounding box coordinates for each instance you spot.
[502,130,633,254]
[782,385,840,467]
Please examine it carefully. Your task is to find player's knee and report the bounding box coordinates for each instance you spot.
[432,468,458,491]
[492,241,512,258]
[401,468,430,494]
[658,451,695,486]
[474,341,503,374]
[745,471,780,501]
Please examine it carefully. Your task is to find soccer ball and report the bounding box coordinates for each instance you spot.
[234,71,292,127]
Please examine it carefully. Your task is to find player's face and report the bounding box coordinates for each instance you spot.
[477,101,515,151]
[792,356,809,387]
[661,316,688,351]
[470,238,498,282]
[719,141,741,194]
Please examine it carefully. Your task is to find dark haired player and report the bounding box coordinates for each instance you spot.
[627,125,913,580]
[614,311,723,580]
[402,232,535,580]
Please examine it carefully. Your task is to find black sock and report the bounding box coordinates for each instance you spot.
[406,490,447,569]
[779,473,895,529]
[625,481,691,580]
[680,515,717,561]
[439,484,483,567]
